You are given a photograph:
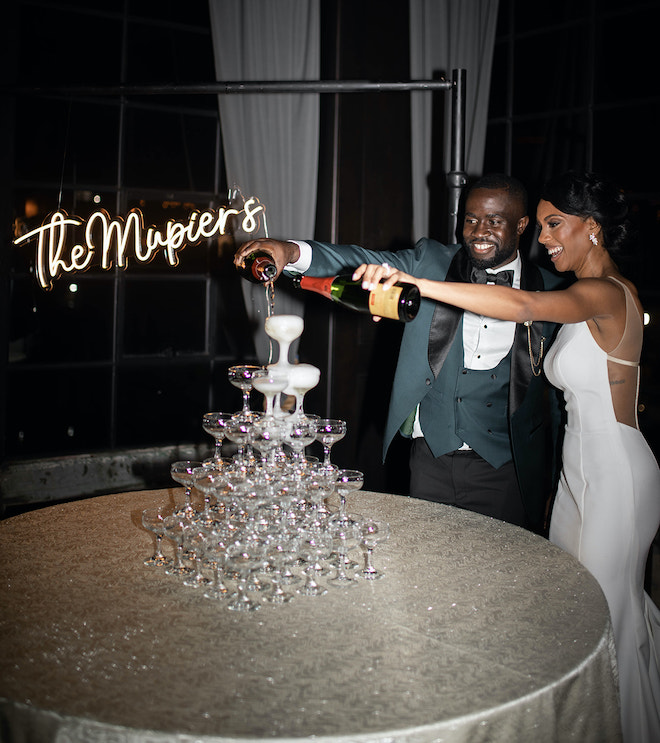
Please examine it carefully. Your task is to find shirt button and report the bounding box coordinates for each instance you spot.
[486,402,492,407]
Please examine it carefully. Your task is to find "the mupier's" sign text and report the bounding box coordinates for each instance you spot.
[14,197,265,290]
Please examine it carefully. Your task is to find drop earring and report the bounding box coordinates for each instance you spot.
[589,232,598,246]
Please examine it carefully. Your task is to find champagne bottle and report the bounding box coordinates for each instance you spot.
[292,272,420,322]
[236,251,278,283]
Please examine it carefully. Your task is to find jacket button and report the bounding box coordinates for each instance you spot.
[486,402,492,407]
[425,378,431,385]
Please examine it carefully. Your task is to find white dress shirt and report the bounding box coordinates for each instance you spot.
[462,254,521,369]
[286,240,312,272]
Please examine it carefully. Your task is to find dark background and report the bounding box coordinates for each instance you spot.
[1,0,659,503]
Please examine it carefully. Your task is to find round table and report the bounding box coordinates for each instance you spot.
[0,488,622,742]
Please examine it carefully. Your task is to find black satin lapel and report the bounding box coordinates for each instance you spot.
[428,249,472,378]
[510,261,545,413]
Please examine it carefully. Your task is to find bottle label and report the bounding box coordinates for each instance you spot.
[369,285,403,320]
[299,275,335,299]
[251,255,276,281]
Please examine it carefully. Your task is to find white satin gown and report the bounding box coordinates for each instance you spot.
[546,277,660,743]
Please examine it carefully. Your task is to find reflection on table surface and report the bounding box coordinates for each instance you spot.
[0,488,622,742]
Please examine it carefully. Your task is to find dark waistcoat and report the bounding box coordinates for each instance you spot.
[418,325,513,468]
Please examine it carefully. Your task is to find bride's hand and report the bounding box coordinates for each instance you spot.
[352,262,416,291]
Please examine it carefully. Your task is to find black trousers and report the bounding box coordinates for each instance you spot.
[409,438,526,527]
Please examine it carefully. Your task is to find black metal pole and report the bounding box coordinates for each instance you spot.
[446,68,467,244]
[3,80,453,97]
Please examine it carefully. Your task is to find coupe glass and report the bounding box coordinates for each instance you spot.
[230,478,269,536]
[197,522,233,600]
[271,472,305,537]
[297,530,333,597]
[327,518,360,587]
[192,466,226,527]
[301,462,337,531]
[264,315,304,374]
[162,514,195,577]
[252,368,290,418]
[225,536,266,612]
[202,412,233,462]
[315,418,347,466]
[286,363,320,418]
[141,506,172,567]
[359,519,390,580]
[334,469,364,523]
[170,460,202,517]
[283,413,319,468]
[225,413,260,471]
[228,365,266,415]
[263,527,300,604]
[182,523,213,589]
[250,414,286,469]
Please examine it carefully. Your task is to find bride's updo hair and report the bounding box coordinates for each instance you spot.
[541,171,632,255]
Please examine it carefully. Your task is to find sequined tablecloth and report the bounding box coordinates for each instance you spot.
[0,488,622,742]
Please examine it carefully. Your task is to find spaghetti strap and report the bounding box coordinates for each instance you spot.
[602,276,643,429]
[607,356,638,368]
[605,276,642,367]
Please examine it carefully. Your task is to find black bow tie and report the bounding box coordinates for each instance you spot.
[470,268,514,286]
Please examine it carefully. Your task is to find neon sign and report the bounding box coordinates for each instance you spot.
[13,197,265,290]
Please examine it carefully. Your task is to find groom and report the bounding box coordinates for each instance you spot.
[235,174,564,533]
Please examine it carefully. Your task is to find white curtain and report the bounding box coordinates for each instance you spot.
[410,0,499,242]
[208,0,320,364]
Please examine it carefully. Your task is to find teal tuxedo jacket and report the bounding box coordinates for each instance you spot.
[293,238,564,529]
